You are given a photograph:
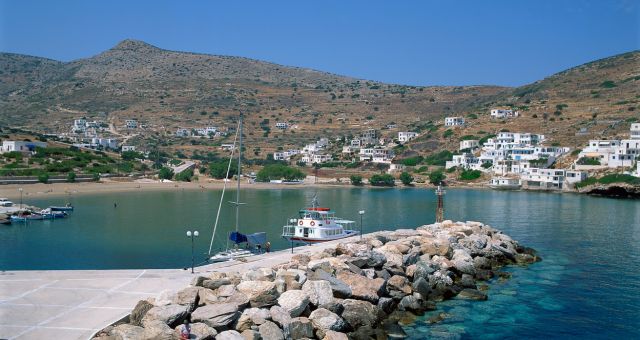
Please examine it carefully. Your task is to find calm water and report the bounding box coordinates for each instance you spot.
[1,188,639,338]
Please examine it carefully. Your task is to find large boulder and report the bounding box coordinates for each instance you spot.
[172,286,202,312]
[277,289,310,317]
[269,305,292,328]
[336,271,385,303]
[301,280,334,307]
[335,242,372,256]
[139,320,175,340]
[216,330,244,340]
[258,320,284,340]
[386,275,412,300]
[308,257,349,273]
[457,288,488,301]
[451,249,476,276]
[202,278,231,290]
[174,322,217,340]
[420,238,451,257]
[307,270,352,298]
[340,299,381,329]
[412,277,431,297]
[130,300,154,327]
[323,330,349,340]
[109,324,144,339]
[308,308,347,338]
[283,317,314,339]
[142,304,189,328]
[191,303,240,328]
[236,281,279,307]
[242,268,275,282]
[413,261,436,281]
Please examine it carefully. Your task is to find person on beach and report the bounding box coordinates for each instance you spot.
[179,319,191,339]
[265,241,271,253]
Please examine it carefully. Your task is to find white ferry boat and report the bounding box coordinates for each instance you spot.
[489,177,522,190]
[282,205,359,243]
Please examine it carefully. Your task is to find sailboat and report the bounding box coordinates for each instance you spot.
[208,113,267,262]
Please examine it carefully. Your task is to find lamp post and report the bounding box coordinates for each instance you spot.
[359,210,365,240]
[18,188,23,209]
[186,230,199,274]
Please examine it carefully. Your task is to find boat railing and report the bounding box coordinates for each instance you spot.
[282,225,296,237]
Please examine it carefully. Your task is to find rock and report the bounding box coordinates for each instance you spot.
[420,238,451,257]
[173,286,202,312]
[459,274,476,288]
[374,269,391,280]
[398,295,422,313]
[274,278,286,295]
[174,322,217,340]
[226,291,251,309]
[130,300,154,327]
[366,251,387,268]
[308,257,349,273]
[411,277,431,298]
[336,271,385,303]
[191,303,240,328]
[340,299,381,329]
[109,324,145,339]
[140,320,175,340]
[475,269,494,281]
[236,281,279,308]
[307,270,351,298]
[142,304,189,328]
[258,320,284,340]
[377,249,403,267]
[386,275,412,300]
[322,330,349,340]
[362,268,375,279]
[301,280,334,307]
[335,242,372,256]
[515,253,537,264]
[269,305,292,328]
[217,284,237,298]
[402,248,421,266]
[318,300,344,315]
[452,249,476,276]
[203,278,232,290]
[413,261,436,280]
[382,322,408,339]
[404,264,416,278]
[426,312,450,324]
[473,256,492,270]
[216,330,244,340]
[290,254,311,267]
[457,288,487,301]
[377,297,395,314]
[242,268,276,282]
[154,290,175,306]
[308,308,347,338]
[277,290,310,317]
[240,329,260,340]
[283,317,314,339]
[192,276,209,287]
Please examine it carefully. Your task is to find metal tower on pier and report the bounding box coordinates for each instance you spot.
[435,184,445,223]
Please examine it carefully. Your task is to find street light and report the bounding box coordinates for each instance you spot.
[18,188,23,209]
[358,210,365,240]
[186,230,199,274]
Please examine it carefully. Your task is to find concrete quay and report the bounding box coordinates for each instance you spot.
[0,237,353,340]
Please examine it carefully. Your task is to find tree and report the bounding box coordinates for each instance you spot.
[459,169,482,181]
[158,167,174,180]
[399,172,414,186]
[369,174,395,186]
[209,161,237,179]
[66,172,76,183]
[38,173,49,184]
[350,175,363,186]
[175,168,194,182]
[429,170,445,185]
[256,164,305,182]
[121,151,143,161]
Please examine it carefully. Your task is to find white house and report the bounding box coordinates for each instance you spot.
[359,147,394,164]
[73,118,87,133]
[444,117,465,127]
[91,138,118,149]
[275,122,289,130]
[176,128,191,137]
[122,145,136,152]
[273,152,288,161]
[460,140,479,150]
[221,144,236,151]
[631,123,640,140]
[1,141,47,153]
[445,153,479,169]
[301,153,332,164]
[521,168,587,190]
[388,163,406,173]
[360,129,378,145]
[125,120,138,129]
[398,132,419,143]
[490,109,519,119]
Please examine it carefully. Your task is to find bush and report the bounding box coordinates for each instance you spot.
[350,175,363,185]
[369,174,395,186]
[67,172,76,183]
[209,161,237,179]
[401,156,423,166]
[428,170,445,185]
[158,167,174,180]
[399,172,414,186]
[577,157,601,166]
[600,80,617,88]
[38,173,49,184]
[175,168,194,182]
[121,151,143,161]
[575,174,640,188]
[481,162,492,169]
[424,151,453,166]
[459,169,482,181]
[443,129,454,138]
[92,173,101,181]
[256,164,305,182]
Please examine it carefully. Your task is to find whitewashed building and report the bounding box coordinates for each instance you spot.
[360,129,378,146]
[91,138,118,149]
[460,140,479,150]
[490,109,520,118]
[73,118,87,133]
[275,122,289,130]
[398,132,419,143]
[301,153,332,164]
[444,117,465,127]
[521,168,587,190]
[359,147,394,164]
[122,145,136,152]
[176,128,191,137]
[125,120,138,129]
[1,141,47,153]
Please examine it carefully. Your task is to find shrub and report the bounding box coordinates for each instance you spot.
[429,170,445,185]
[256,164,305,182]
[577,157,601,166]
[38,173,49,184]
[459,169,482,181]
[369,174,395,186]
[400,172,414,186]
[443,129,454,138]
[401,156,423,167]
[424,151,453,166]
[158,167,174,180]
[175,168,194,182]
[92,173,101,181]
[66,172,76,183]
[600,80,617,88]
[350,175,363,185]
[209,161,237,179]
[481,162,492,169]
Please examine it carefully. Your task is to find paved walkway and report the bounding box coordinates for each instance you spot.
[0,237,355,340]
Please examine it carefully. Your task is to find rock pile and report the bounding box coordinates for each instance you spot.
[94,220,539,340]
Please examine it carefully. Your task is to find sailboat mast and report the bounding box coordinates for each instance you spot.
[235,113,243,233]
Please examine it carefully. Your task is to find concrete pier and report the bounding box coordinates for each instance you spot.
[0,238,351,340]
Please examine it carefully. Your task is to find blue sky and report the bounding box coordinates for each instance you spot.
[0,0,637,86]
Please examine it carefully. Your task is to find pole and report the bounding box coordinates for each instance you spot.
[190,233,195,274]
[360,214,363,240]
[291,239,294,254]
[19,188,23,209]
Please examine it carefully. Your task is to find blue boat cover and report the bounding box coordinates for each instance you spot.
[229,231,267,245]
[229,231,247,244]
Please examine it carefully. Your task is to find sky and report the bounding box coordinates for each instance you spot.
[0,0,638,87]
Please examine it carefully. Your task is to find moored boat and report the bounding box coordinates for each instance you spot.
[11,211,45,222]
[49,204,74,212]
[282,201,359,243]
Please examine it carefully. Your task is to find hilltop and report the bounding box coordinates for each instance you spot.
[0,40,638,160]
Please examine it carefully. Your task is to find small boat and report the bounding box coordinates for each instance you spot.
[11,211,45,222]
[40,208,68,219]
[49,204,74,212]
[489,177,522,190]
[282,199,359,243]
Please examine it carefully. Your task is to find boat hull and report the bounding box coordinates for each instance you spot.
[283,230,359,243]
[489,184,522,190]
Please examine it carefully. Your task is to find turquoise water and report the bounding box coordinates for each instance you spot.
[1,188,639,338]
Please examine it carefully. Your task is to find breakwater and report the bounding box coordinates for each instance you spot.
[94,220,539,339]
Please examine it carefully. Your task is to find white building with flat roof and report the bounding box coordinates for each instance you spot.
[125,120,138,129]
[1,141,47,153]
[491,109,519,118]
[275,122,289,129]
[398,132,419,143]
[444,117,465,127]
[122,145,136,152]
[521,168,587,190]
[460,140,479,150]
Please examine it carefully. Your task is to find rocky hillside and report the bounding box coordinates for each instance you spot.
[0,40,638,157]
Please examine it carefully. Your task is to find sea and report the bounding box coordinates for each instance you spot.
[1,187,638,338]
